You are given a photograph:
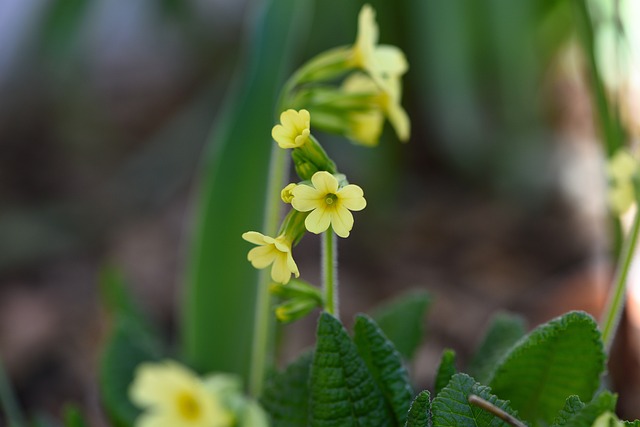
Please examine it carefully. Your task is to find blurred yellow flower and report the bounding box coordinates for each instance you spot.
[342,73,410,143]
[291,171,366,238]
[271,109,311,149]
[242,231,299,284]
[130,360,232,427]
[281,183,297,204]
[350,5,408,92]
[608,149,638,215]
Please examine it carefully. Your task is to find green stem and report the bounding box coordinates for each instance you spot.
[601,208,640,351]
[249,143,289,397]
[322,227,338,318]
[0,357,25,427]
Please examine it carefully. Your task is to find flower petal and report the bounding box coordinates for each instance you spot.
[386,99,410,142]
[248,245,277,268]
[338,185,367,211]
[286,253,300,278]
[305,206,332,234]
[330,207,354,238]
[374,45,408,77]
[311,171,339,194]
[291,184,324,212]
[242,231,267,245]
[271,253,292,284]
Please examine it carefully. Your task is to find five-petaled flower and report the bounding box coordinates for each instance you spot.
[291,171,366,238]
[129,360,232,427]
[350,5,408,95]
[271,109,311,149]
[242,231,300,284]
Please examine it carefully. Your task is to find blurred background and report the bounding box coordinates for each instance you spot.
[1,0,640,424]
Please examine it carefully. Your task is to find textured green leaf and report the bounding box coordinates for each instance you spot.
[432,373,518,427]
[310,313,392,427]
[405,390,431,427]
[372,290,431,361]
[261,352,313,427]
[434,349,456,396]
[489,311,605,426]
[468,312,526,384]
[552,393,617,427]
[181,0,314,377]
[624,421,640,427]
[353,314,414,425]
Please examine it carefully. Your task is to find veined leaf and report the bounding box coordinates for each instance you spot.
[261,352,313,427]
[552,393,617,427]
[353,314,414,426]
[489,311,605,426]
[372,290,431,360]
[432,373,518,427]
[468,312,526,384]
[310,313,392,427]
[181,0,313,378]
[434,349,456,396]
[405,391,431,427]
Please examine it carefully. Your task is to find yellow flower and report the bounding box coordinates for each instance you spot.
[271,109,311,149]
[350,5,408,92]
[281,183,297,204]
[608,149,638,215]
[130,360,232,427]
[342,73,410,143]
[242,231,299,284]
[291,171,366,238]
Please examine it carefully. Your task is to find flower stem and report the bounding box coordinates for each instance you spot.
[0,357,25,427]
[601,207,640,351]
[249,143,289,397]
[322,227,339,318]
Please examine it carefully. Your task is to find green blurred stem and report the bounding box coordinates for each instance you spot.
[601,208,640,351]
[249,144,289,397]
[0,358,25,427]
[322,228,338,318]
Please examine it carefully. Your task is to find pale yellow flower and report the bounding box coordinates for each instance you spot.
[242,231,299,284]
[608,149,638,215]
[281,183,297,204]
[343,73,410,142]
[130,360,233,427]
[350,5,408,92]
[271,109,311,149]
[291,171,366,238]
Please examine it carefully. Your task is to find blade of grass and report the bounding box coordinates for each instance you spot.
[181,0,312,380]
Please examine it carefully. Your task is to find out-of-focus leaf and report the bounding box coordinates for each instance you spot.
[40,0,89,55]
[181,0,313,379]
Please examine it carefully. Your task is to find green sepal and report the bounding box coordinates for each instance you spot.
[270,278,323,303]
[353,314,414,426]
[468,312,526,384]
[405,390,432,427]
[489,311,605,426]
[291,135,337,181]
[309,312,392,426]
[434,349,456,396]
[552,392,617,427]
[275,297,321,324]
[372,290,431,361]
[278,209,309,246]
[432,373,519,427]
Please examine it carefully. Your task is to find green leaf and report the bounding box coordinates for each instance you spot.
[468,312,526,384]
[261,352,313,427]
[489,311,605,426]
[353,314,414,426]
[181,0,314,378]
[63,405,89,427]
[434,349,456,396]
[372,290,431,360]
[309,312,392,427]
[552,393,617,427]
[405,390,431,427]
[432,373,518,427]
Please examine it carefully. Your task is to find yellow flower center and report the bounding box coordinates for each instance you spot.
[176,391,201,421]
[325,194,338,205]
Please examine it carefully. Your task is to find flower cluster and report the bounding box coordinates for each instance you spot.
[129,360,267,427]
[242,3,408,321]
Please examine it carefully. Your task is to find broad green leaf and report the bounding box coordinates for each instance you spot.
[552,393,617,427]
[489,311,605,426]
[468,312,526,384]
[432,373,518,427]
[434,349,456,396]
[261,352,313,427]
[372,290,431,360]
[353,314,414,425]
[405,390,431,427]
[181,0,314,378]
[310,313,392,427]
